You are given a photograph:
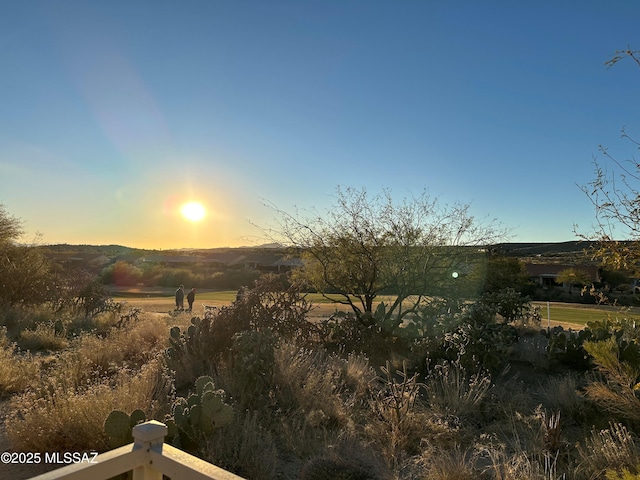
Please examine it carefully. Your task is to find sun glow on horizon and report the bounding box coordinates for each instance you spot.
[180,201,206,222]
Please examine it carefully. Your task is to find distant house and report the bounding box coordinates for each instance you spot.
[139,255,204,265]
[223,252,303,272]
[202,251,247,268]
[524,263,601,287]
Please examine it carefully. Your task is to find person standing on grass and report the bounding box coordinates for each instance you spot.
[187,287,196,312]
[175,284,185,311]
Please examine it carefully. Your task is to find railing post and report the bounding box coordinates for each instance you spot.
[131,421,168,480]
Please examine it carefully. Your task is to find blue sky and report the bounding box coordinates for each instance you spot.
[1,1,638,249]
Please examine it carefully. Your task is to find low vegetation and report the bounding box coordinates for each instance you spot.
[3,273,640,480]
[6,200,640,479]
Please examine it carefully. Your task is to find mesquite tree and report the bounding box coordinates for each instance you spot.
[0,205,54,306]
[265,186,505,329]
[577,48,640,275]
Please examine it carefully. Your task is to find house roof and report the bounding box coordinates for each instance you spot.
[524,263,600,281]
[140,255,204,263]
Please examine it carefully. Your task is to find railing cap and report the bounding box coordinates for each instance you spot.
[133,420,168,444]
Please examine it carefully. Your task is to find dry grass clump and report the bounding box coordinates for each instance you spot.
[576,423,640,479]
[6,356,172,452]
[79,315,167,367]
[18,321,70,351]
[0,329,40,395]
[423,360,492,418]
[271,342,375,430]
[205,411,279,480]
[410,444,480,480]
[539,374,590,423]
[457,408,566,480]
[29,316,169,392]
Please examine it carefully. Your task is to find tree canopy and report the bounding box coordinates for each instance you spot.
[266,187,506,329]
[577,48,640,275]
[0,205,55,306]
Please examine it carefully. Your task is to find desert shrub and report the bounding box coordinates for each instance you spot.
[512,331,550,369]
[576,423,640,479]
[368,361,431,466]
[228,330,276,409]
[65,307,136,337]
[166,275,315,386]
[0,216,58,306]
[0,329,40,395]
[18,320,69,351]
[547,316,640,370]
[441,316,518,372]
[423,360,492,419]
[32,317,168,394]
[479,441,566,480]
[539,374,592,424]
[300,455,382,480]
[70,278,120,318]
[271,342,373,426]
[74,316,166,374]
[316,309,406,363]
[0,305,61,339]
[232,274,314,340]
[0,304,126,348]
[581,337,640,426]
[472,405,573,480]
[410,297,520,373]
[482,287,541,327]
[606,468,640,479]
[299,435,390,480]
[205,411,279,480]
[6,356,172,452]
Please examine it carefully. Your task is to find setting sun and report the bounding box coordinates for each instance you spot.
[180,202,206,222]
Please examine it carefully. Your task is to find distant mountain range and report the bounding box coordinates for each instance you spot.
[491,241,596,255]
[39,241,595,258]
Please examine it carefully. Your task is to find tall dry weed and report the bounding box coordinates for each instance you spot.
[424,360,492,418]
[367,361,433,469]
[412,444,479,480]
[576,423,640,479]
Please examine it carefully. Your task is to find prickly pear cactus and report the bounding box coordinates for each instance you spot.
[165,376,233,451]
[229,330,275,408]
[165,318,212,385]
[104,409,147,448]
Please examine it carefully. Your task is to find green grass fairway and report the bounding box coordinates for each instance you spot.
[118,287,640,329]
[194,291,374,304]
[533,301,640,327]
[195,291,240,302]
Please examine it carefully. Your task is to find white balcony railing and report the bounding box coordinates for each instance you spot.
[29,421,246,480]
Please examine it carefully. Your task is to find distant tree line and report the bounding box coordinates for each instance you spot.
[99,260,262,290]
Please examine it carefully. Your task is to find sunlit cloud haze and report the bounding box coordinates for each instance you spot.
[1,1,638,249]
